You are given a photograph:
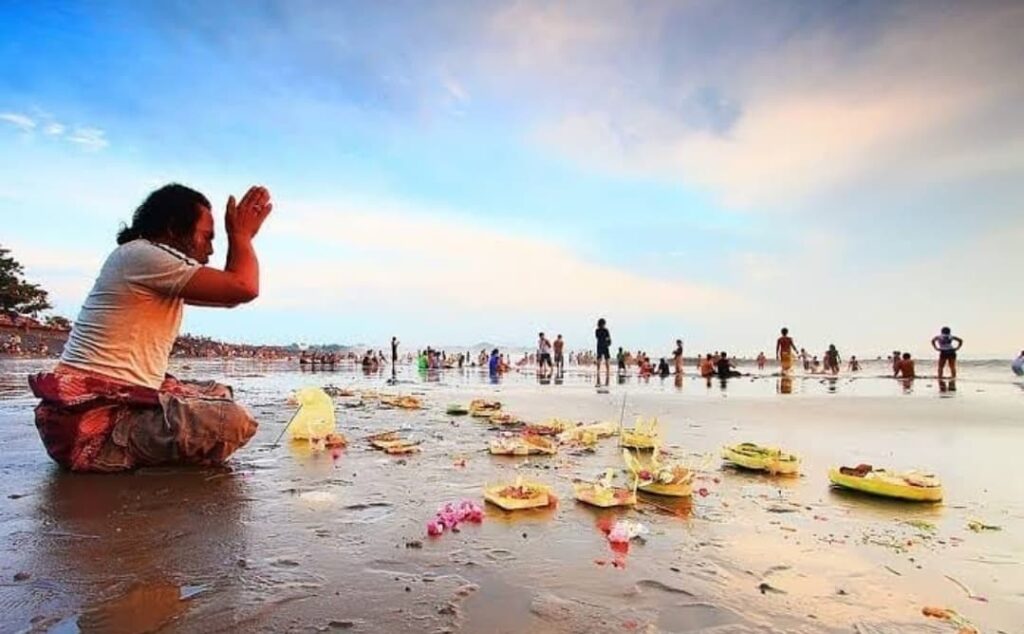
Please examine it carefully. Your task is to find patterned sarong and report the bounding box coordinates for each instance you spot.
[28,365,258,472]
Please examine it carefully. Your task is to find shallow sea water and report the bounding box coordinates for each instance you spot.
[0,358,1022,633]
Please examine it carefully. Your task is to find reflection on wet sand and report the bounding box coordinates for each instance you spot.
[777,376,793,394]
[23,470,249,632]
[75,578,191,634]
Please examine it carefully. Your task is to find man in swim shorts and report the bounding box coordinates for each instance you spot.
[931,326,964,380]
[29,184,270,472]
[776,328,797,374]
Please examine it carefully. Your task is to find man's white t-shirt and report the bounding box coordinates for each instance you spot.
[60,240,201,388]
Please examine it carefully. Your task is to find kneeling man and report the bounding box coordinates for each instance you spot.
[29,184,272,472]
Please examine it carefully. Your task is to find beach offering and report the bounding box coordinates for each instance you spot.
[488,411,524,427]
[446,404,469,416]
[828,464,943,502]
[573,469,636,508]
[425,499,484,537]
[287,387,337,441]
[469,399,502,417]
[921,606,978,634]
[524,419,570,436]
[623,449,694,497]
[379,394,422,409]
[620,418,660,450]
[488,433,557,455]
[721,442,800,475]
[323,433,347,448]
[484,477,552,510]
[368,430,421,455]
[559,421,618,447]
[607,519,649,544]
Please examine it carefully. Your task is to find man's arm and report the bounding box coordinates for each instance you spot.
[953,336,964,349]
[181,186,272,307]
[930,336,940,351]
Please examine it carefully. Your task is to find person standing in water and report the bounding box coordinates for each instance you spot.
[672,339,684,375]
[776,328,797,374]
[824,344,841,375]
[756,352,767,370]
[931,326,964,379]
[390,337,399,375]
[537,332,553,377]
[595,318,611,386]
[553,334,565,375]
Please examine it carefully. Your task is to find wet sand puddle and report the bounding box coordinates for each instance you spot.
[0,359,1022,632]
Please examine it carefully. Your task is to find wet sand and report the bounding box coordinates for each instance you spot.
[1,358,1022,633]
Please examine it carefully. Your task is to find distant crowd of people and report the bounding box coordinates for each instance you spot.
[1,332,50,356]
[172,334,292,359]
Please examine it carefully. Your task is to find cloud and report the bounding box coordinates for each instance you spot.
[262,196,739,318]
[66,127,109,150]
[468,2,1024,210]
[0,110,109,150]
[0,112,36,132]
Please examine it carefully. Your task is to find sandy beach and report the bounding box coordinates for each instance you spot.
[1,358,1021,633]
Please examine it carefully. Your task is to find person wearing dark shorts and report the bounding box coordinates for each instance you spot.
[931,326,963,379]
[537,332,553,376]
[595,318,611,385]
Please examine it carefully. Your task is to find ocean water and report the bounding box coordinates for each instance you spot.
[0,357,1021,633]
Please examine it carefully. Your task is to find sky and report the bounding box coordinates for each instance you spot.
[1,1,1022,357]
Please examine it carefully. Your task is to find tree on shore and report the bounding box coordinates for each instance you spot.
[0,245,52,317]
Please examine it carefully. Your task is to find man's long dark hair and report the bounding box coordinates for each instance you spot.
[116,184,211,245]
